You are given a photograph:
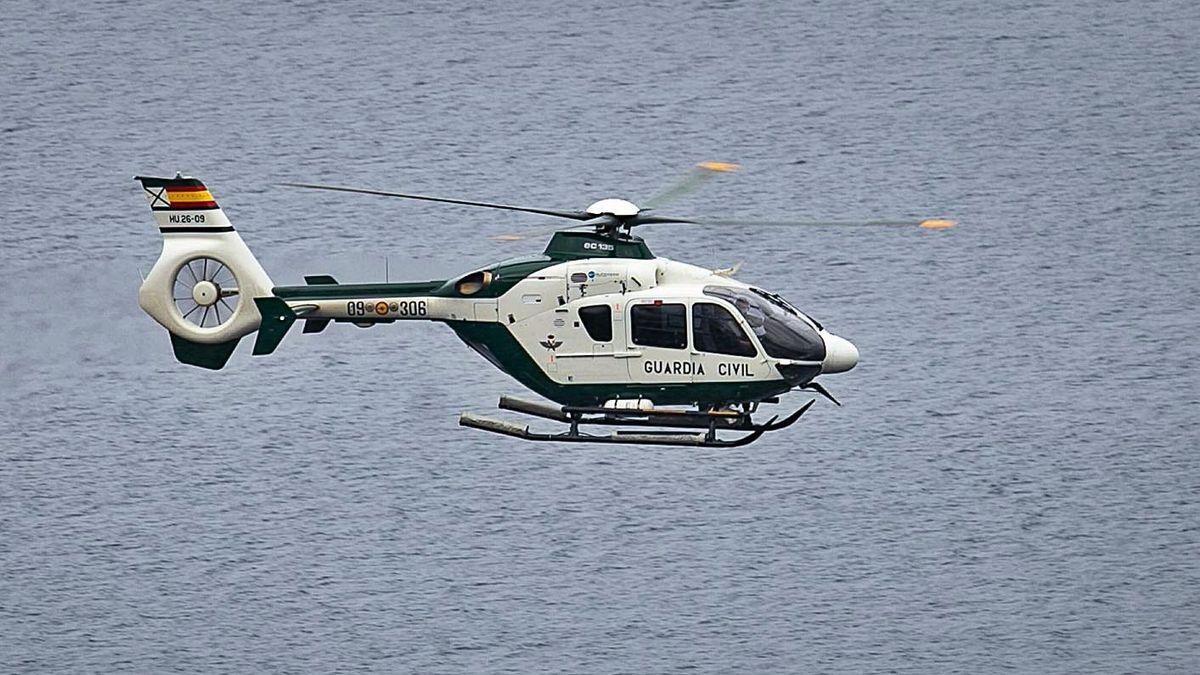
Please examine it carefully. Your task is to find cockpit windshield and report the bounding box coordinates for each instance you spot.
[748,287,823,331]
[703,285,826,363]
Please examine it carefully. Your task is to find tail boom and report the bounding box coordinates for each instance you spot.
[272,280,499,324]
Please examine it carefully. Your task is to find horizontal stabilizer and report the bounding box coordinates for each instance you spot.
[304,275,338,285]
[253,297,297,355]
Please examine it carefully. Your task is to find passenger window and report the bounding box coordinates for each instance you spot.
[630,303,687,349]
[693,302,757,357]
[578,305,612,342]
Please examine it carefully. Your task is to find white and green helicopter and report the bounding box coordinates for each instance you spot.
[136,165,952,447]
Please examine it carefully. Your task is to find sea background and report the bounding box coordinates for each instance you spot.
[2,0,1198,672]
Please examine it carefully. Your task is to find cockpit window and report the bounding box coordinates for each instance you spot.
[703,286,825,362]
[693,302,756,357]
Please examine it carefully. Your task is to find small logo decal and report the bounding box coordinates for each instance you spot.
[143,186,170,208]
[539,334,562,351]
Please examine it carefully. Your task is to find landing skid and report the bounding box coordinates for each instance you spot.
[459,397,816,447]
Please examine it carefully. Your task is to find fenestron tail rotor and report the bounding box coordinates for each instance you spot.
[173,256,240,329]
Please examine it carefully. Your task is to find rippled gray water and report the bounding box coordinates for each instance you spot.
[2,0,1198,672]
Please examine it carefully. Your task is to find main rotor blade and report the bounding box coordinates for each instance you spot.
[631,214,701,225]
[641,161,740,210]
[490,215,620,242]
[489,226,568,242]
[280,182,594,221]
[637,217,956,229]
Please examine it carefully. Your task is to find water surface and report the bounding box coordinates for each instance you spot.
[2,0,1198,671]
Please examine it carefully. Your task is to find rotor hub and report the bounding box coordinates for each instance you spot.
[192,280,220,306]
[585,198,640,217]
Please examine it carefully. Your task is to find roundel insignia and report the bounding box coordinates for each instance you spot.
[587,270,595,279]
[375,301,388,315]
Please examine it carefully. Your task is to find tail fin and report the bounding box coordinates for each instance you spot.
[136,174,274,369]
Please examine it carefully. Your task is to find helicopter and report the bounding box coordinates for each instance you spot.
[135,164,953,447]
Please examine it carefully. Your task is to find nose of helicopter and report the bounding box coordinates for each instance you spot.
[821,332,859,374]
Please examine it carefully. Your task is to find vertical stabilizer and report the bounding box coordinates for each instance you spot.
[135,174,274,369]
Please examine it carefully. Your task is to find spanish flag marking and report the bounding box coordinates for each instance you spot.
[166,185,218,209]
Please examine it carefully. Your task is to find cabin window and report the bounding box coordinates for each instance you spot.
[578,305,612,342]
[692,302,757,357]
[630,303,687,349]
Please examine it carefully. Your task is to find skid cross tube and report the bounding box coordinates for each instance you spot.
[461,396,818,446]
[458,413,768,447]
[499,396,813,432]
